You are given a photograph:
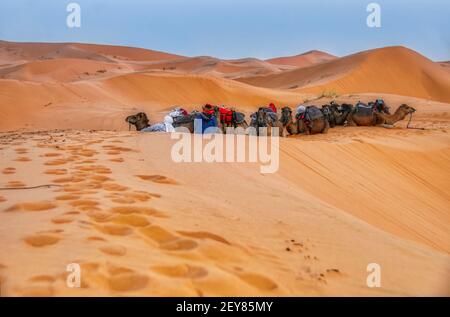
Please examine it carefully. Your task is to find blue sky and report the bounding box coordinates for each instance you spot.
[0,0,449,61]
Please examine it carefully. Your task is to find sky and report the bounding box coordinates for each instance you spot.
[0,0,449,61]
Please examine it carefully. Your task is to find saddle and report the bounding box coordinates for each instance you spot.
[173,114,195,125]
[233,112,246,124]
[218,107,234,125]
[305,106,324,121]
[354,102,374,116]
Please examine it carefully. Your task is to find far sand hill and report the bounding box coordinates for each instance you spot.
[266,50,337,68]
[239,46,450,103]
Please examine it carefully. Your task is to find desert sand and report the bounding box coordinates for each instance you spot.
[0,41,449,296]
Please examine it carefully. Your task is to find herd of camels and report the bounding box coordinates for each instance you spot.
[126,101,417,137]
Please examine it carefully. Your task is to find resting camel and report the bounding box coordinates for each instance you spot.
[280,107,298,135]
[281,106,329,135]
[213,106,249,133]
[330,103,353,126]
[251,107,284,136]
[346,104,416,126]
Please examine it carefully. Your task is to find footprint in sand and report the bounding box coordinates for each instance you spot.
[90,175,111,183]
[71,149,98,157]
[44,169,68,175]
[42,153,62,158]
[69,200,99,208]
[236,272,278,291]
[177,231,231,245]
[102,183,128,192]
[111,214,151,227]
[87,211,113,223]
[2,167,16,174]
[99,245,127,256]
[139,225,198,251]
[108,191,160,204]
[14,157,31,162]
[51,216,75,224]
[108,273,149,292]
[135,175,178,185]
[52,176,85,184]
[17,285,54,296]
[14,148,28,154]
[5,180,26,188]
[29,275,57,283]
[6,201,56,212]
[86,236,107,242]
[63,211,80,215]
[325,268,343,278]
[24,234,60,247]
[152,264,208,279]
[55,194,81,201]
[110,206,166,218]
[44,159,68,166]
[96,224,133,236]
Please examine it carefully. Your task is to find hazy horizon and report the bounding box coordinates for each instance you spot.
[1,0,449,61]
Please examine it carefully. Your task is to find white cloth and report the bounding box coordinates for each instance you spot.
[296,105,306,115]
[163,115,175,132]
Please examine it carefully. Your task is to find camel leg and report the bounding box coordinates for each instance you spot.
[346,112,357,126]
[322,119,330,134]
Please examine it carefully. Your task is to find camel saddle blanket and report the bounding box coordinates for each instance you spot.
[234,112,246,124]
[218,107,233,125]
[355,103,374,116]
[305,106,324,121]
[173,114,195,125]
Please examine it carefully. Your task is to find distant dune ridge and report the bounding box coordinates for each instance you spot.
[1,40,449,131]
[266,50,337,68]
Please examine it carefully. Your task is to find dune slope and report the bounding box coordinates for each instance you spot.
[240,46,450,103]
[0,129,448,296]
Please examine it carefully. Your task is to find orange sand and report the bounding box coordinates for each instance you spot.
[0,41,449,296]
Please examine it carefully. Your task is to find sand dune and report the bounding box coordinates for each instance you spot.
[240,46,450,103]
[0,72,305,131]
[0,128,448,296]
[0,40,449,296]
[266,50,337,68]
[0,40,182,63]
[0,58,131,82]
[132,56,293,79]
[439,61,450,74]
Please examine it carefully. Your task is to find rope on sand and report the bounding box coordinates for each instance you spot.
[0,184,62,191]
[407,113,426,130]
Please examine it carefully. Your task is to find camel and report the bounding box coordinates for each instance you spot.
[213,106,249,133]
[346,104,415,127]
[327,103,353,126]
[125,112,195,132]
[281,106,329,135]
[280,107,298,135]
[251,107,284,136]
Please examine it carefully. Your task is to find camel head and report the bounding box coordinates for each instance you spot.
[125,112,150,131]
[340,103,353,112]
[280,107,293,126]
[256,107,269,127]
[397,104,416,115]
